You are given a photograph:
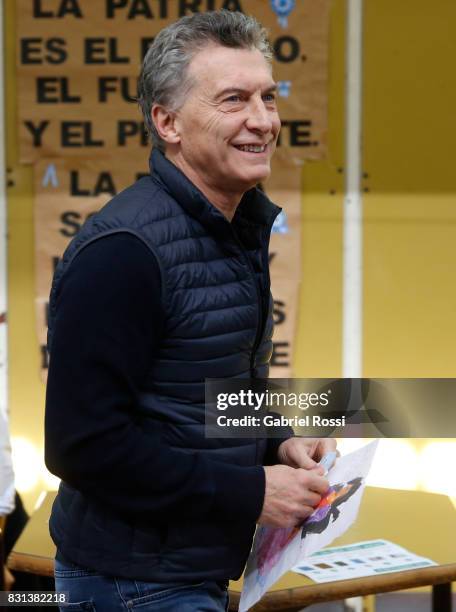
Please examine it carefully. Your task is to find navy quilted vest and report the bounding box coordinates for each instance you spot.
[47,149,281,582]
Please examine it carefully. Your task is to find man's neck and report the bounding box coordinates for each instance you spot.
[165,151,242,222]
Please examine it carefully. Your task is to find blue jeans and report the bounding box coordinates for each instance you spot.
[54,558,230,611]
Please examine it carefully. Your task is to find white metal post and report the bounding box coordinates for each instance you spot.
[343,4,365,609]
[343,0,364,379]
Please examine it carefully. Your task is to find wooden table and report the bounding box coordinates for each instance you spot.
[7,488,456,611]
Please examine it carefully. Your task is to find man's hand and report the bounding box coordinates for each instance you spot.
[258,465,329,528]
[277,437,338,470]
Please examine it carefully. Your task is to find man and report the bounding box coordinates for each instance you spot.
[45,10,336,611]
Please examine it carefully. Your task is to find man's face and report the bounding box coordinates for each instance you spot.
[171,44,281,197]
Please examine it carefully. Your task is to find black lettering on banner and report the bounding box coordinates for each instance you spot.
[106,0,167,19]
[21,38,67,64]
[36,77,81,103]
[60,211,83,235]
[84,38,105,63]
[33,0,53,18]
[118,120,138,144]
[158,0,168,18]
[37,77,58,103]
[179,0,242,15]
[60,210,98,236]
[46,38,67,64]
[84,38,129,64]
[273,300,286,325]
[33,0,83,18]
[120,77,137,101]
[24,120,50,146]
[40,345,49,369]
[21,38,41,64]
[271,341,290,367]
[277,120,312,147]
[273,36,300,63]
[179,0,203,14]
[70,171,89,196]
[117,121,148,146]
[70,171,116,196]
[106,0,128,17]
[61,122,105,147]
[94,172,116,196]
[290,121,311,147]
[98,76,136,102]
[140,37,154,59]
[98,76,117,102]
[127,0,155,18]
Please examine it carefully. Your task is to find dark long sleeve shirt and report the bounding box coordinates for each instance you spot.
[45,233,287,523]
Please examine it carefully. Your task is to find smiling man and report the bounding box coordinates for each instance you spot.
[45,10,335,612]
[152,42,280,219]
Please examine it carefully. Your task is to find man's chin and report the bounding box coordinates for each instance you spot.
[223,163,272,193]
[241,166,271,187]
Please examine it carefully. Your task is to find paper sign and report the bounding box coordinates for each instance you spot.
[293,539,436,583]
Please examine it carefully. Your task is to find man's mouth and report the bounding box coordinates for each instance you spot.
[233,144,267,153]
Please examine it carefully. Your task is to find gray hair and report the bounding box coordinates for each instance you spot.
[137,10,273,151]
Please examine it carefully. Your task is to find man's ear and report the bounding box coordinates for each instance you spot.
[151,104,181,144]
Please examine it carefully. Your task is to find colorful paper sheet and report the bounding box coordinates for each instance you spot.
[240,440,379,611]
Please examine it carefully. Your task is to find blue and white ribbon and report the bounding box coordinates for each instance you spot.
[270,0,296,29]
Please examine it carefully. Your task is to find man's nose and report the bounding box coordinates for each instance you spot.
[246,97,274,134]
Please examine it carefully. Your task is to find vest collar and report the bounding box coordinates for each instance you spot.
[149,148,281,236]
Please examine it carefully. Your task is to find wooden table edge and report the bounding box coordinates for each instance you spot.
[228,564,456,610]
[7,552,55,578]
[7,552,456,610]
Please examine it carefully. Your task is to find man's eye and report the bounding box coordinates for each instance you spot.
[263,93,276,102]
[225,95,241,102]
